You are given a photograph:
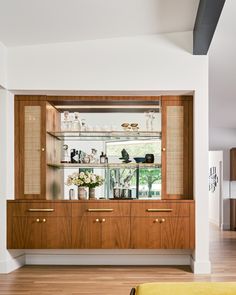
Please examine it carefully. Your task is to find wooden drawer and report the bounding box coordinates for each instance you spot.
[131,202,190,217]
[72,201,130,217]
[9,202,71,217]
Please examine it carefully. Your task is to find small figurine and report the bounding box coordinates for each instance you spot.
[119,149,131,163]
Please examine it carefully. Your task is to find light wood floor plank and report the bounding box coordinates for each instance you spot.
[0,225,235,295]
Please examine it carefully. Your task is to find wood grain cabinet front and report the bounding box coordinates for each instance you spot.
[72,216,130,249]
[7,201,194,250]
[7,202,72,249]
[130,202,194,249]
[72,201,131,249]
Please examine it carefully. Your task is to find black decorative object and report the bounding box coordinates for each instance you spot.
[70,149,78,163]
[119,149,131,163]
[145,154,154,163]
[133,157,145,163]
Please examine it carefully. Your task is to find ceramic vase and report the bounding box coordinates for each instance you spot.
[89,187,96,199]
[78,187,87,200]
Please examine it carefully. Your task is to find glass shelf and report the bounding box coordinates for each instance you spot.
[47,130,161,141]
[47,163,161,169]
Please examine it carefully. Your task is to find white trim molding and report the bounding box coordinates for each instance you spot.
[0,254,25,274]
[190,256,211,274]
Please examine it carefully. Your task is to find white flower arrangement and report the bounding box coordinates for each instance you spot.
[66,171,104,188]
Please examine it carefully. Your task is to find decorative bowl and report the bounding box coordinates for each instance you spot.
[133,157,146,163]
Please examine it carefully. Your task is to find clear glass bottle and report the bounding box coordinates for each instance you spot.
[62,111,72,131]
[72,112,82,131]
[89,148,98,163]
[81,118,86,131]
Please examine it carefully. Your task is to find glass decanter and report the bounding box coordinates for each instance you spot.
[61,111,72,131]
[72,112,82,131]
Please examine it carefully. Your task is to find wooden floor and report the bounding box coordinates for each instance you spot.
[0,225,236,295]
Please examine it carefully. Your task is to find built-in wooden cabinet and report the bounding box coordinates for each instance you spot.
[7,200,194,250]
[10,95,194,251]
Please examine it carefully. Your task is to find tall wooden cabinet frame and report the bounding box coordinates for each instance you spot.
[161,96,193,199]
[15,97,62,200]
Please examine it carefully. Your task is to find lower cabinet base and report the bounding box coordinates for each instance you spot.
[23,250,192,266]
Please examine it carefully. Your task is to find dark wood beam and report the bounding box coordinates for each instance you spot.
[193,0,226,55]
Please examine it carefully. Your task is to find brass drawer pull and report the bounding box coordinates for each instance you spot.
[146,209,173,212]
[87,209,114,212]
[28,209,55,212]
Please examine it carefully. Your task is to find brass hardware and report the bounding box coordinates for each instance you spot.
[95,219,100,222]
[154,219,159,223]
[162,148,166,152]
[146,209,173,212]
[42,218,46,223]
[28,209,55,212]
[87,209,114,212]
[160,218,166,223]
[101,218,106,223]
[42,148,45,152]
[36,218,40,223]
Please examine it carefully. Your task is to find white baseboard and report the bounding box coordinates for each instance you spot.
[209,219,219,227]
[221,223,230,230]
[190,256,211,274]
[25,251,191,266]
[0,254,25,274]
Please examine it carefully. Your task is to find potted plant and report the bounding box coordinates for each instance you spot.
[66,171,104,199]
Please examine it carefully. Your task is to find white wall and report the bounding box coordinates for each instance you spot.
[2,31,210,274]
[0,41,7,88]
[0,89,25,273]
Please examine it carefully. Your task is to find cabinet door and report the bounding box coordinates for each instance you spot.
[72,217,102,249]
[41,217,71,249]
[11,217,42,249]
[162,96,193,199]
[131,217,161,249]
[15,100,46,200]
[101,217,130,249]
[161,217,190,249]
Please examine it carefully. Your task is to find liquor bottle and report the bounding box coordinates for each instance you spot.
[100,152,106,164]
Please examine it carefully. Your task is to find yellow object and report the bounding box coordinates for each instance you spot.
[135,282,236,295]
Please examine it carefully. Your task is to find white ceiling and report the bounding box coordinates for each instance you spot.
[209,0,236,129]
[0,0,199,47]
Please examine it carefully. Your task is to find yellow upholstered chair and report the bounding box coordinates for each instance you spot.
[131,282,236,295]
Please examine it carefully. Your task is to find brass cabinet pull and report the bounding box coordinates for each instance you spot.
[42,218,47,223]
[36,218,40,223]
[162,148,166,152]
[160,218,166,223]
[101,218,106,223]
[28,209,55,212]
[95,219,100,222]
[154,219,159,223]
[87,209,114,212]
[146,209,173,212]
[41,148,45,152]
